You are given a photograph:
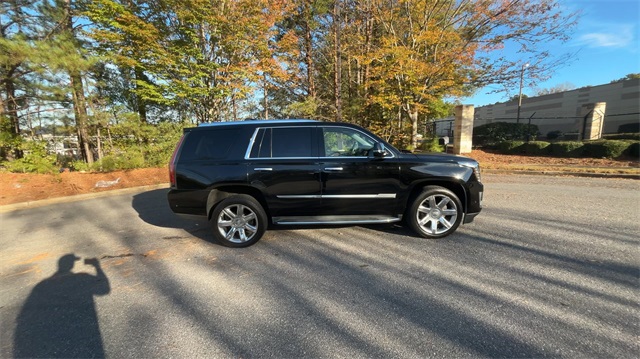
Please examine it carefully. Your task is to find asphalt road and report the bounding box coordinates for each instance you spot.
[1,174,638,358]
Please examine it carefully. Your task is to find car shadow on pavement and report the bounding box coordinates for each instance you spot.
[132,188,213,241]
[13,254,110,358]
[132,188,424,244]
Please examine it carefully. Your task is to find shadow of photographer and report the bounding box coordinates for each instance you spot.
[14,254,110,358]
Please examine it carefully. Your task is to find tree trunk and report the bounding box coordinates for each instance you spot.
[333,0,342,122]
[70,74,93,164]
[134,66,148,123]
[96,126,103,160]
[4,71,23,158]
[361,3,373,128]
[232,93,238,121]
[4,72,20,137]
[65,0,93,164]
[409,105,420,150]
[263,74,269,120]
[303,0,316,99]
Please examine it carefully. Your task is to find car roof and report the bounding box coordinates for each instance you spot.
[185,119,373,135]
[197,119,317,127]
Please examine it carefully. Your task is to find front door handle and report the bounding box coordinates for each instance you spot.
[324,167,343,171]
[254,168,273,171]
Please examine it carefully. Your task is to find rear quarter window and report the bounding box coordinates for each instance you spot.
[179,129,240,161]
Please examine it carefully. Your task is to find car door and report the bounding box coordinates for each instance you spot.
[246,126,321,217]
[318,126,402,216]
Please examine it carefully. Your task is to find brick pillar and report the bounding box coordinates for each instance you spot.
[453,105,474,154]
[580,102,606,140]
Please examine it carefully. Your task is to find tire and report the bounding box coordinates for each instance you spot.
[407,186,463,239]
[209,195,268,248]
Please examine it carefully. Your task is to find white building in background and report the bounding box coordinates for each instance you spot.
[433,78,640,138]
[39,134,80,157]
[473,78,640,135]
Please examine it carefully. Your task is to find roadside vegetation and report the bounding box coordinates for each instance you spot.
[4,1,635,175]
[1,0,581,174]
[473,122,639,160]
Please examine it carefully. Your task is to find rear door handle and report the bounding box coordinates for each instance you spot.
[324,167,343,171]
[254,168,273,171]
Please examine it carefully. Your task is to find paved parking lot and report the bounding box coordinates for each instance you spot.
[1,174,638,358]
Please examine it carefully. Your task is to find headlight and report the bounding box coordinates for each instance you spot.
[458,159,481,181]
[473,164,481,182]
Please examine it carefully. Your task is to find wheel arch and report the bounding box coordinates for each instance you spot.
[206,186,270,221]
[405,179,468,214]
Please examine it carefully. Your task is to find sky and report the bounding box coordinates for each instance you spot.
[461,0,640,106]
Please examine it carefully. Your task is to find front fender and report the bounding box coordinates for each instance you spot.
[405,162,474,182]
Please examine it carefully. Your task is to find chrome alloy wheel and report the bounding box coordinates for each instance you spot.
[416,194,458,235]
[217,204,258,243]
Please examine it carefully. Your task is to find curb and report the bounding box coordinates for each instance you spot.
[483,169,640,180]
[0,183,169,214]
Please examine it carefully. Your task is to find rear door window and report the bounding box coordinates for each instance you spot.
[249,127,315,158]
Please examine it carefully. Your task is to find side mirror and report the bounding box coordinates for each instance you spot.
[372,142,387,158]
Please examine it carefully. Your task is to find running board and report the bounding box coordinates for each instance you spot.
[272,215,402,226]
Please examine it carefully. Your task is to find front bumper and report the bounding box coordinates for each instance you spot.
[463,211,480,224]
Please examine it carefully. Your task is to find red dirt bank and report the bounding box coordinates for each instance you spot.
[0,150,637,206]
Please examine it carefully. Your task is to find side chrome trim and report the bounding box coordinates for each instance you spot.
[277,193,396,199]
[277,195,321,199]
[322,194,397,199]
[244,124,396,160]
[272,216,402,225]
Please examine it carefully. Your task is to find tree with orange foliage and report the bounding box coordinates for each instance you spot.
[320,0,577,148]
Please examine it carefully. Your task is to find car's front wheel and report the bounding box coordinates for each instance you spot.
[407,186,463,238]
[210,195,268,247]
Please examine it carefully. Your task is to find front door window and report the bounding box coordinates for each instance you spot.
[322,127,376,157]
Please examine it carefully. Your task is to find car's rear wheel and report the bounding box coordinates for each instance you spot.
[210,195,268,247]
[408,186,463,238]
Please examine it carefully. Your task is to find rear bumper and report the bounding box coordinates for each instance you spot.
[167,189,208,216]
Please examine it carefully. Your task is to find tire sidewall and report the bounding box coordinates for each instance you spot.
[210,195,268,247]
[408,186,463,239]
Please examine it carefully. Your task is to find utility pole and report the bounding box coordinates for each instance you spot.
[516,63,529,124]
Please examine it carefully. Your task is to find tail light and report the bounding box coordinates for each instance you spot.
[169,135,185,188]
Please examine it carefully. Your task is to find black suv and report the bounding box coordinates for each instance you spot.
[168,120,483,247]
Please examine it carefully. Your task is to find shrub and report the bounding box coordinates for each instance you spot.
[473,122,539,146]
[56,154,76,169]
[618,123,640,133]
[2,140,57,174]
[94,151,146,172]
[562,132,581,141]
[546,130,563,140]
[496,140,525,154]
[582,140,631,158]
[602,133,640,141]
[92,117,183,171]
[625,142,640,158]
[70,160,91,172]
[547,141,584,157]
[521,141,551,155]
[418,137,444,153]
